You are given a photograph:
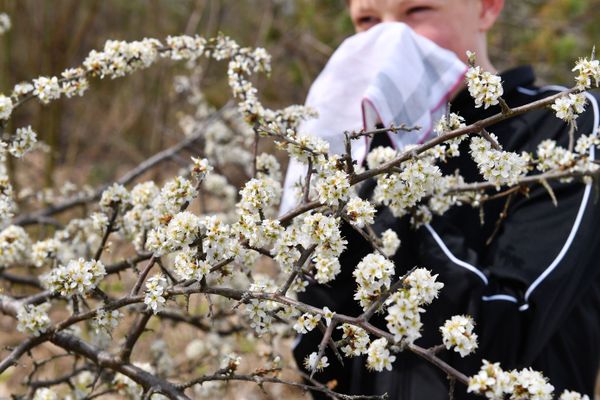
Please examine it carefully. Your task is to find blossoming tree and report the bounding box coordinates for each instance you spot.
[0,11,598,400]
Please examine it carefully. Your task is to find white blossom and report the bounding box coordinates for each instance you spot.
[353,253,395,310]
[164,35,206,60]
[33,76,61,104]
[0,94,13,120]
[92,309,123,333]
[560,390,590,400]
[191,156,212,181]
[338,323,370,357]
[572,56,600,90]
[61,67,89,97]
[0,13,10,35]
[304,352,329,372]
[470,136,529,188]
[17,302,51,336]
[435,112,466,135]
[32,238,60,268]
[9,125,37,158]
[381,229,400,257]
[551,93,587,123]
[42,258,106,297]
[33,388,57,400]
[366,338,395,371]
[366,146,397,170]
[440,315,478,357]
[293,313,321,334]
[12,82,33,97]
[313,254,341,284]
[575,134,600,155]
[510,368,554,400]
[468,360,513,399]
[0,225,32,267]
[314,170,350,207]
[345,197,376,228]
[173,248,211,281]
[466,65,504,109]
[144,274,168,313]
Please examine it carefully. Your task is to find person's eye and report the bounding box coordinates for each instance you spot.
[406,6,434,18]
[356,15,381,30]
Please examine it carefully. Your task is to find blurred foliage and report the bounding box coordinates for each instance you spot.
[0,0,597,191]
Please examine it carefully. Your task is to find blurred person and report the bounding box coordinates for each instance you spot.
[290,0,600,399]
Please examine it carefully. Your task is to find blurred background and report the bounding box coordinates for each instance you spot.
[0,0,599,194]
[0,0,598,398]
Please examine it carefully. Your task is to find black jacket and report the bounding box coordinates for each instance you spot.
[293,66,600,399]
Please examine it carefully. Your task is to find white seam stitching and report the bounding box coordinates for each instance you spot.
[482,294,519,303]
[424,223,488,284]
[522,86,599,301]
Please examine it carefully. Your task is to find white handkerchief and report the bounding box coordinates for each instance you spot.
[280,22,466,215]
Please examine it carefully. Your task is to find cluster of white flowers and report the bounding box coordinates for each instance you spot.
[551,93,587,123]
[0,225,32,267]
[33,388,57,400]
[256,153,282,182]
[61,67,89,98]
[84,38,161,79]
[156,176,196,216]
[173,248,211,281]
[92,309,123,333]
[8,125,37,158]
[292,312,321,334]
[385,268,444,344]
[271,224,302,273]
[99,182,131,214]
[466,65,504,109]
[238,177,281,216]
[338,323,370,357]
[12,82,33,97]
[191,156,212,181]
[0,12,10,35]
[41,258,106,297]
[301,213,347,260]
[353,253,395,310]
[314,169,350,207]
[245,277,279,334]
[470,136,529,188]
[574,134,600,155]
[366,337,396,372]
[381,229,400,257]
[220,352,242,373]
[373,157,441,217]
[345,197,376,228]
[164,35,206,60]
[439,315,478,357]
[366,146,398,170]
[304,352,329,372]
[0,94,13,120]
[283,131,329,164]
[16,302,51,336]
[560,390,590,400]
[572,56,600,90]
[32,76,61,104]
[144,274,168,313]
[468,360,557,400]
[31,238,60,268]
[312,254,341,284]
[435,112,467,135]
[535,139,575,171]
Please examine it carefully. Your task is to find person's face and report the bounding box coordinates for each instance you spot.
[348,0,490,62]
